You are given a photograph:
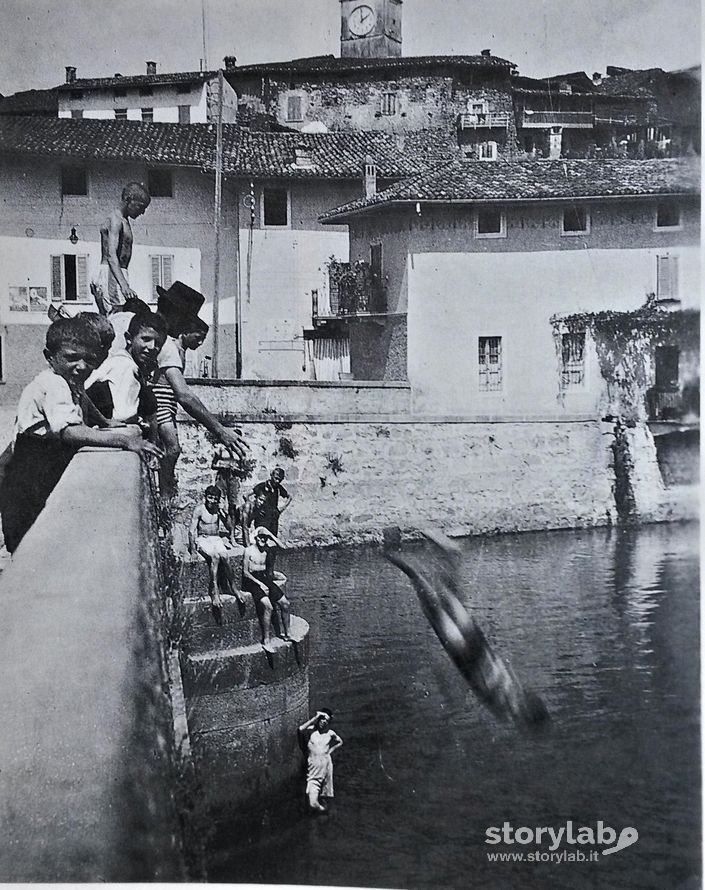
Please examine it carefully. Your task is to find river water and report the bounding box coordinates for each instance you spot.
[206,522,700,890]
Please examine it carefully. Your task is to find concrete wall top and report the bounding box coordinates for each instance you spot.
[0,449,183,881]
[181,378,412,417]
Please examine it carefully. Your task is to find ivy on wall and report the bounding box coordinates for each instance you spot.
[551,305,700,420]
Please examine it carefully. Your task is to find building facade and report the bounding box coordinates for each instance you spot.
[57,63,238,124]
[320,158,700,418]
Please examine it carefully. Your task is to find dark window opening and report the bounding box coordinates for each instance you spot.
[61,166,87,196]
[656,201,680,228]
[70,109,83,119]
[655,346,680,390]
[178,104,190,124]
[69,90,83,100]
[147,168,173,198]
[563,206,588,232]
[114,108,128,120]
[263,188,288,226]
[64,254,78,300]
[477,207,503,235]
[141,107,154,122]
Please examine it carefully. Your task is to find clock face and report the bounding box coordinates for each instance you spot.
[348,4,377,37]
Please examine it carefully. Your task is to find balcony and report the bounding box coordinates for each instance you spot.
[521,110,594,128]
[312,261,387,326]
[458,111,511,130]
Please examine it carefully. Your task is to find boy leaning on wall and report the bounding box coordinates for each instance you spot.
[0,316,163,553]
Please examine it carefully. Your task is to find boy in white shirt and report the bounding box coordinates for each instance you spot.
[0,316,162,553]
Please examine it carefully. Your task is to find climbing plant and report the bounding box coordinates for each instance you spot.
[550,306,699,421]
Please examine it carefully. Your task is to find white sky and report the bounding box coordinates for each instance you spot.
[2,0,701,95]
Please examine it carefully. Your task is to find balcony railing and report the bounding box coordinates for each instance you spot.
[458,111,511,129]
[312,261,387,323]
[522,110,594,128]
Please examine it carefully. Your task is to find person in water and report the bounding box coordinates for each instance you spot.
[383,527,549,731]
[298,709,343,813]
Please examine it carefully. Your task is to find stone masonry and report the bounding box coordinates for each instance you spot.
[173,417,617,550]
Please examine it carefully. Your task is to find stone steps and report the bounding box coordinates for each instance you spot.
[178,559,310,808]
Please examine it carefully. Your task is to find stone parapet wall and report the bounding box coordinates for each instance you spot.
[173,416,618,550]
[0,450,185,881]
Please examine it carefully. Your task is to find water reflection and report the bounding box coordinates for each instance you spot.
[207,523,700,890]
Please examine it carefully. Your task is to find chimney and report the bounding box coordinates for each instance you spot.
[364,155,377,198]
[592,71,603,85]
[65,66,77,83]
[224,56,238,71]
[481,49,491,57]
[146,60,157,75]
[114,73,122,78]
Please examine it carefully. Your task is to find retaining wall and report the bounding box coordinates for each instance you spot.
[172,415,620,550]
[0,450,185,881]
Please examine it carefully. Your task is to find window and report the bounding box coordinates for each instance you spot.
[475,207,505,238]
[381,92,397,115]
[69,89,83,100]
[655,346,680,390]
[139,86,154,97]
[147,168,173,198]
[370,243,383,280]
[141,107,154,122]
[560,330,586,389]
[113,87,127,98]
[263,187,289,227]
[50,255,89,302]
[478,337,503,392]
[61,165,87,196]
[478,141,497,160]
[561,206,589,235]
[114,108,128,120]
[656,254,679,301]
[178,104,190,124]
[655,200,681,230]
[150,255,174,300]
[287,96,303,121]
[70,109,83,119]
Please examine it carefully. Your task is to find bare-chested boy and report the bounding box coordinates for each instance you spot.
[92,182,151,315]
[189,485,244,623]
[242,527,290,646]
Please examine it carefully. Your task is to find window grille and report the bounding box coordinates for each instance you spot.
[561,331,585,388]
[478,336,503,391]
[381,93,397,115]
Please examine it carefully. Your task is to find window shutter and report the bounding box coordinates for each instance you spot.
[51,255,64,302]
[162,255,173,290]
[151,256,161,299]
[657,255,678,299]
[76,255,88,300]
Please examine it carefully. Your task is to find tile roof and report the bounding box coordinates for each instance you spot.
[225,53,516,76]
[0,88,59,115]
[319,157,701,221]
[56,71,215,91]
[0,115,460,179]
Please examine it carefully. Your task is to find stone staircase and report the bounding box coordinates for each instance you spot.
[177,558,311,808]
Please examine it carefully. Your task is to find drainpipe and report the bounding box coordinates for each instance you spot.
[212,69,224,377]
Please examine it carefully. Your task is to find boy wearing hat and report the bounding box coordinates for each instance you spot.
[152,281,248,501]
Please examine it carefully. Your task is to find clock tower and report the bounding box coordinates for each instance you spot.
[340,0,402,58]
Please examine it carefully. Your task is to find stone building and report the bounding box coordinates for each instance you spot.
[318,157,700,417]
[56,63,239,125]
[0,114,456,400]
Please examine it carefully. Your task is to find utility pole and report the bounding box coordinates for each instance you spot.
[212,69,224,378]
